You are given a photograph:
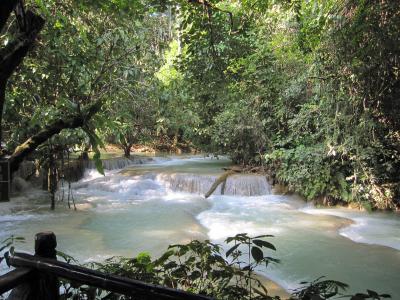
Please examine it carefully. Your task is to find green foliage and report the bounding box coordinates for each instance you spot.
[291,277,391,300]
[292,277,350,300]
[2,0,399,210]
[0,234,388,300]
[2,0,171,171]
[172,0,400,209]
[0,235,25,266]
[54,233,281,299]
[212,101,267,165]
[265,144,352,202]
[85,128,105,175]
[3,0,131,152]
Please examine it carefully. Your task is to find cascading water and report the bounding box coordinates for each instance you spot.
[1,155,399,298]
[156,173,271,196]
[85,156,154,170]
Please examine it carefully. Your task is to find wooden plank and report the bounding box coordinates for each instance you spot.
[0,268,33,295]
[8,252,214,300]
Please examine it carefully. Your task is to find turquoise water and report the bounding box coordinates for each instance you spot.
[1,156,399,298]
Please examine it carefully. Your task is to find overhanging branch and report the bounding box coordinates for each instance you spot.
[0,10,44,82]
[0,6,44,148]
[9,99,103,172]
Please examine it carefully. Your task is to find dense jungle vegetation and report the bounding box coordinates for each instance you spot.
[1,0,399,210]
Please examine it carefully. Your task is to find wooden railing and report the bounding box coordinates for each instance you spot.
[0,232,214,300]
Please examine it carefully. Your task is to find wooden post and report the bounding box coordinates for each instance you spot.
[35,232,57,259]
[0,158,10,202]
[8,232,59,300]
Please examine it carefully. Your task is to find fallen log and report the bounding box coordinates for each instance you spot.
[205,169,241,198]
[223,165,268,174]
[222,166,243,172]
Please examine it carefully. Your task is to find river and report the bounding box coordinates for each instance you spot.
[1,155,399,298]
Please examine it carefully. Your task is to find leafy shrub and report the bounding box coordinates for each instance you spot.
[265,144,352,204]
[48,234,389,300]
[212,102,267,165]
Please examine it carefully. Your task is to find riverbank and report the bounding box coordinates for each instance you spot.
[257,274,291,299]
[104,142,200,156]
[220,163,400,212]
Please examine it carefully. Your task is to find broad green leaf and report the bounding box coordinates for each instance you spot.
[253,239,276,251]
[251,246,264,262]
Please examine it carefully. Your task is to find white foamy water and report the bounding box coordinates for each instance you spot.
[84,156,154,171]
[301,206,400,250]
[197,193,400,296]
[1,155,400,298]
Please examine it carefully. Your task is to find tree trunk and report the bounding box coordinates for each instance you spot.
[0,3,45,152]
[9,98,103,173]
[124,148,130,158]
[80,145,90,161]
[173,131,178,147]
[0,80,5,150]
[0,3,104,174]
[41,167,48,190]
[48,151,57,210]
[0,0,18,33]
[123,143,133,158]
[0,11,45,83]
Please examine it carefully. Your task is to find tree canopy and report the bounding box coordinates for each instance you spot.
[0,0,399,209]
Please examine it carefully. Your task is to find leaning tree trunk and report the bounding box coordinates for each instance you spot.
[0,1,45,149]
[0,80,5,149]
[0,1,105,174]
[9,99,103,173]
[205,169,240,198]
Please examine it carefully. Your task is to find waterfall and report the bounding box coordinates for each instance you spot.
[85,156,153,171]
[157,173,271,196]
[225,175,272,196]
[60,156,156,183]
